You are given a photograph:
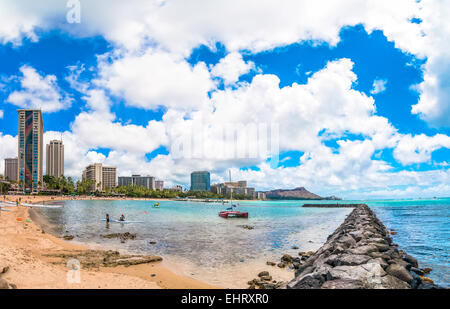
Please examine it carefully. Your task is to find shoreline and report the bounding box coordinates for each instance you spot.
[0,195,217,289]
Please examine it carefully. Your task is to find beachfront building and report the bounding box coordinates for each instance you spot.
[118,175,155,190]
[211,180,256,199]
[190,171,210,191]
[155,180,164,191]
[18,109,44,193]
[257,192,266,200]
[4,158,18,182]
[46,140,64,178]
[82,163,116,192]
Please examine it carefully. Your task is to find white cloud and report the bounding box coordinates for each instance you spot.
[6,65,72,113]
[371,78,387,94]
[0,133,18,176]
[393,133,450,165]
[0,110,3,119]
[211,52,255,85]
[96,49,215,111]
[1,0,449,127]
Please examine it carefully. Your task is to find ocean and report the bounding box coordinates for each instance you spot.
[35,198,449,288]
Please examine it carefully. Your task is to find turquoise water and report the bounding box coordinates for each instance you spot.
[36,198,449,287]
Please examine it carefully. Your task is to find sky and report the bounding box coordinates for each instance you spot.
[0,0,450,199]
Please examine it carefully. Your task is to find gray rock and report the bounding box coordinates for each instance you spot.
[367,258,388,269]
[288,275,322,289]
[378,275,410,289]
[410,267,424,276]
[348,244,379,255]
[328,263,386,282]
[403,254,419,268]
[321,279,365,289]
[281,254,293,263]
[386,264,413,283]
[336,254,372,266]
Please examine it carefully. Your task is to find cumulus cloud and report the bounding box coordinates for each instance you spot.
[371,78,387,94]
[0,133,18,176]
[6,65,72,113]
[211,52,255,85]
[393,134,450,165]
[0,0,448,127]
[96,50,214,111]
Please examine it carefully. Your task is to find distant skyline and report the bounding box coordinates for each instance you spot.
[0,1,450,199]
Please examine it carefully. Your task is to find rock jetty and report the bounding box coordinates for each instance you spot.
[302,204,364,208]
[286,204,441,289]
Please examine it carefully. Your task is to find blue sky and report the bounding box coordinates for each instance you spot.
[0,1,449,198]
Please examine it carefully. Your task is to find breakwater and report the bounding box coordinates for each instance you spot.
[302,204,364,208]
[286,204,441,289]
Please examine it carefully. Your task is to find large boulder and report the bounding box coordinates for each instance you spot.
[328,262,386,282]
[348,244,379,255]
[378,275,411,289]
[321,279,366,289]
[385,264,413,284]
[402,254,419,268]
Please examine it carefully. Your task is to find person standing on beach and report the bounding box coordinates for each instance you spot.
[106,214,110,223]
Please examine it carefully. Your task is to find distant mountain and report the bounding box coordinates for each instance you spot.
[264,187,341,200]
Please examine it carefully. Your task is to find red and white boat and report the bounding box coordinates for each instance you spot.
[218,170,249,219]
[218,210,248,218]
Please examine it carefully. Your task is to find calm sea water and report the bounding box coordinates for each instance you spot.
[36,198,449,288]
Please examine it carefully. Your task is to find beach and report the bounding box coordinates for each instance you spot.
[0,195,216,289]
[1,195,447,289]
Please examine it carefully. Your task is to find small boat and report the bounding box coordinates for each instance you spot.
[152,202,160,208]
[218,170,248,219]
[219,210,248,218]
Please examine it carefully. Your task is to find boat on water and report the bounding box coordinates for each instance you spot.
[218,210,248,218]
[218,170,249,219]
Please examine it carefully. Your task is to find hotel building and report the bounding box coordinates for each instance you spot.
[18,109,44,193]
[190,171,210,191]
[82,163,116,192]
[4,158,18,182]
[155,180,164,191]
[46,140,64,178]
[118,175,155,190]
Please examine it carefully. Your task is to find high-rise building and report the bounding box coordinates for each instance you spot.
[4,158,18,182]
[190,171,210,191]
[46,140,64,178]
[118,175,155,189]
[155,180,164,191]
[82,163,116,192]
[18,109,44,193]
[102,166,117,191]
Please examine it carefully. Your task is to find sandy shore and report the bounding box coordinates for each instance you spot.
[0,195,216,289]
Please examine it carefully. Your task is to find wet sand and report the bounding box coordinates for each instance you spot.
[0,195,216,289]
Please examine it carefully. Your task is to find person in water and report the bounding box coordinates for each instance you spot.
[119,214,125,221]
[106,213,110,223]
